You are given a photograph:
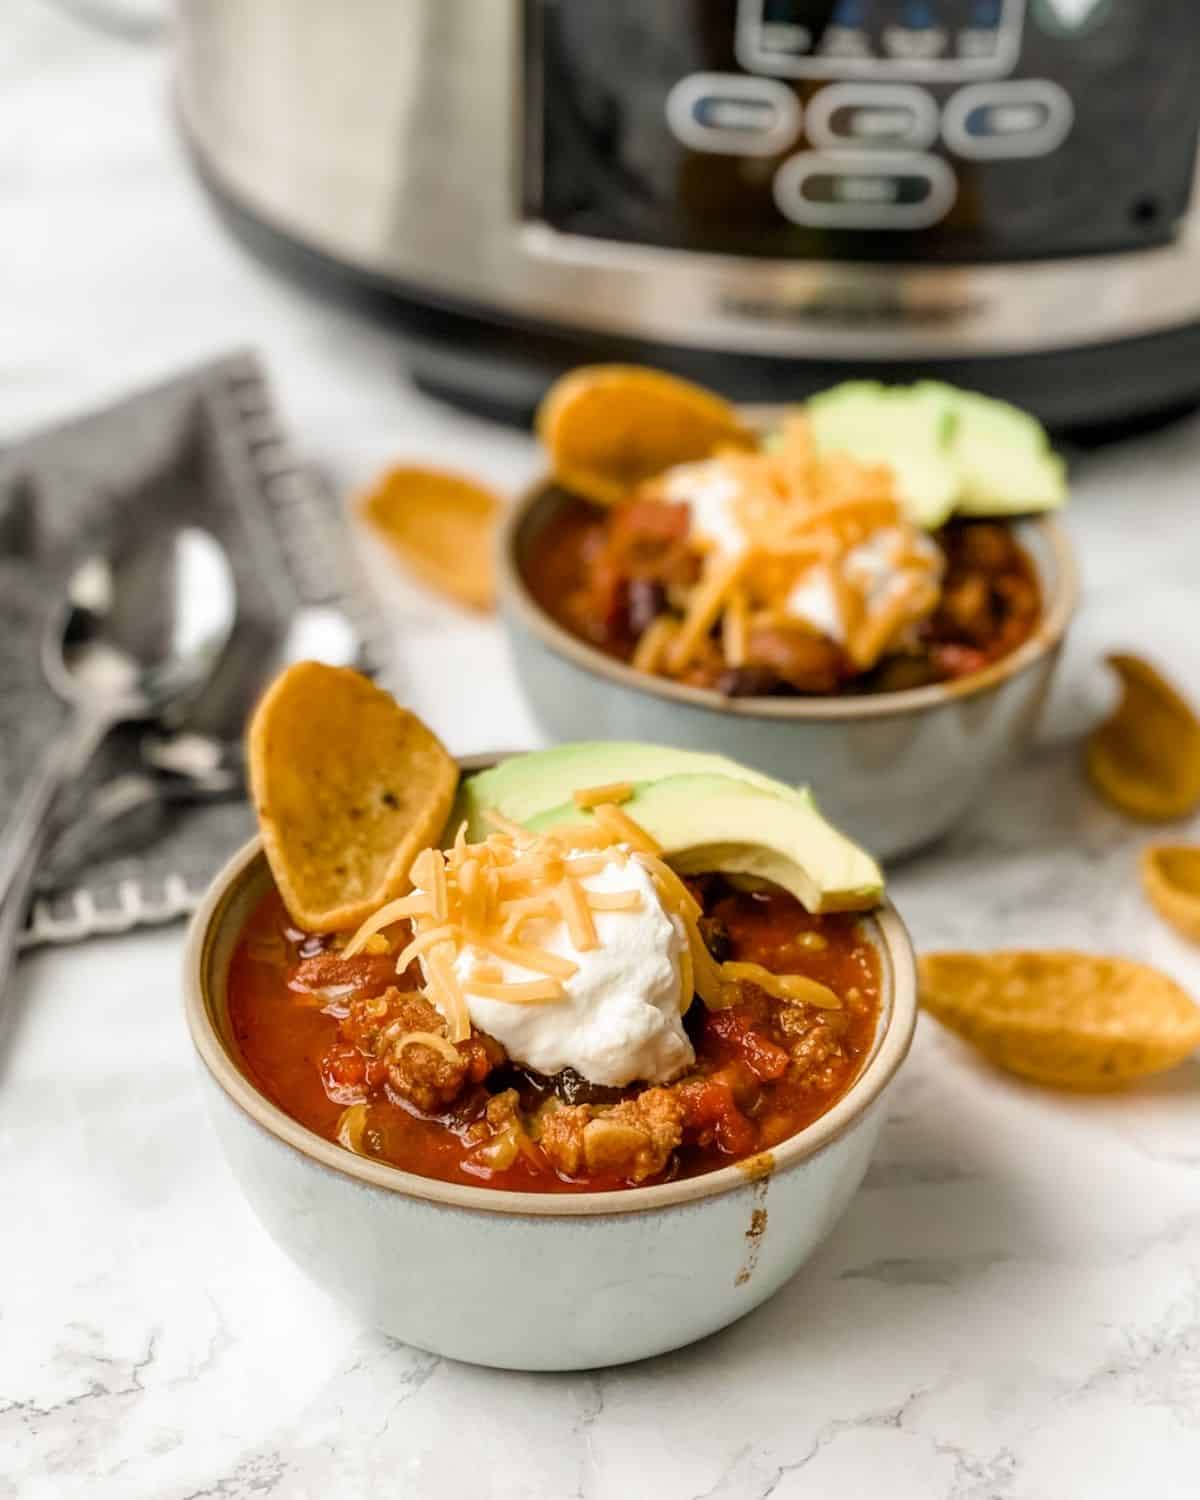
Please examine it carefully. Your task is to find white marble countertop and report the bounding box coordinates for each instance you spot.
[4,7,1200,1498]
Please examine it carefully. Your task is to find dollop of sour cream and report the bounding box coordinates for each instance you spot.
[660,459,747,559]
[786,527,944,644]
[454,852,694,1087]
[660,459,943,647]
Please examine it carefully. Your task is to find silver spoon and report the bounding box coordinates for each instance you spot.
[33,603,365,893]
[0,527,237,917]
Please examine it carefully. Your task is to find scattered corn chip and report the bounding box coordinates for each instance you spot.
[920,949,1200,1090]
[360,465,501,610]
[248,662,458,932]
[1141,845,1200,943]
[1086,654,1200,821]
[536,364,752,505]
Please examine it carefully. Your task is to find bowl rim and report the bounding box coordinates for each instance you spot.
[185,832,917,1220]
[497,483,1078,722]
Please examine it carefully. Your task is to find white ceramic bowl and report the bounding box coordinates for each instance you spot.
[499,487,1077,859]
[185,833,917,1371]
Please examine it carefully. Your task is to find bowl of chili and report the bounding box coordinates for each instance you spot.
[184,762,917,1371]
[499,481,1076,859]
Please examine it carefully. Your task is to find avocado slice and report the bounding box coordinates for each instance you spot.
[455,742,805,842]
[807,380,961,529]
[526,772,884,914]
[919,383,1067,516]
[805,380,1066,527]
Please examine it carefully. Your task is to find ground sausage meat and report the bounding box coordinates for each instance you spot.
[537,1087,684,1183]
[776,1004,847,1091]
[290,951,398,996]
[338,987,506,1114]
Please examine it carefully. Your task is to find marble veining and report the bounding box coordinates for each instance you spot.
[4,3,1200,1496]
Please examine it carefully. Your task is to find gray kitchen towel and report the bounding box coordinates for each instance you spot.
[0,350,388,947]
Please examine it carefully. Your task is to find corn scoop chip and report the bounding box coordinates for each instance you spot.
[1141,845,1200,943]
[536,364,752,506]
[920,949,1200,1090]
[248,662,458,932]
[360,465,501,610]
[1085,654,1200,821]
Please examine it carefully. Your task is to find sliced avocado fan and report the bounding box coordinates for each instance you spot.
[524,771,883,914]
[805,379,1066,528]
[454,741,807,843]
[920,382,1067,515]
[808,380,961,529]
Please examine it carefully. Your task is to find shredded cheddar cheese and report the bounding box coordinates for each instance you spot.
[342,794,850,1042]
[721,961,842,1009]
[572,781,635,809]
[643,416,944,674]
[590,803,662,854]
[344,800,673,1040]
[469,932,580,979]
[556,875,599,951]
[482,809,532,841]
[423,944,469,1041]
[631,615,678,674]
[666,552,747,673]
[583,889,643,912]
[341,890,434,957]
[392,1031,463,1065]
[722,584,748,668]
[465,978,566,1005]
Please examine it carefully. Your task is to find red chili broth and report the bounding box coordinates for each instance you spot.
[226,883,882,1193]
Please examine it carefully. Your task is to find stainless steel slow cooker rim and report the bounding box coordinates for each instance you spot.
[174,0,1200,367]
[498,478,1079,725]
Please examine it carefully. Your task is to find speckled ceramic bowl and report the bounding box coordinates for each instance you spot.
[184,819,917,1372]
[499,487,1077,859]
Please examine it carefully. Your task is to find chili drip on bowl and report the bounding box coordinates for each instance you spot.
[524,417,1043,698]
[227,792,881,1193]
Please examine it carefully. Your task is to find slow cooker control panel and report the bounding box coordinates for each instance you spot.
[525,0,1200,262]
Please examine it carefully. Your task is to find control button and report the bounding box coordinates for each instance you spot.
[943,80,1074,158]
[806,84,939,150]
[773,151,956,229]
[665,73,802,157]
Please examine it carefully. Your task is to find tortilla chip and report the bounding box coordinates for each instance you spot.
[248,662,458,932]
[360,465,500,610]
[1085,653,1200,821]
[536,364,753,506]
[1141,845,1200,943]
[920,949,1200,1090]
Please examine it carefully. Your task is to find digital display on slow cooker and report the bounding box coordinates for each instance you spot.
[526,0,1200,264]
[736,0,1024,79]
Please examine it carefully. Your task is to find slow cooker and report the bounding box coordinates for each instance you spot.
[177,0,1200,427]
